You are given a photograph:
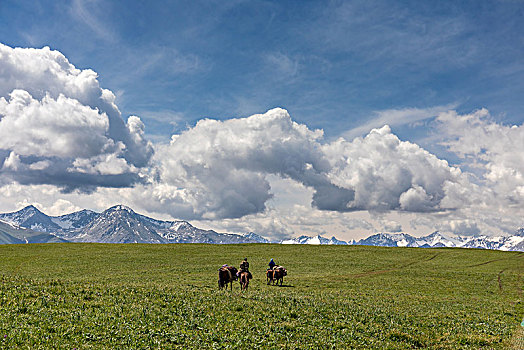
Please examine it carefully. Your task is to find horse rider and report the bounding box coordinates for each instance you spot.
[239,257,252,279]
[268,258,276,270]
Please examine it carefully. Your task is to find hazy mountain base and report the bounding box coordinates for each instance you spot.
[0,244,522,349]
[0,221,68,244]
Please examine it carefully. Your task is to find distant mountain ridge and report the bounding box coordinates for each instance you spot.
[281,235,350,245]
[0,205,268,244]
[280,231,524,252]
[0,205,522,251]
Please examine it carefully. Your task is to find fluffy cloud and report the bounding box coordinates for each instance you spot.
[132,108,466,220]
[378,220,403,233]
[324,125,465,212]
[146,108,353,219]
[437,109,524,207]
[437,219,480,236]
[344,104,457,139]
[0,43,153,190]
[0,90,112,158]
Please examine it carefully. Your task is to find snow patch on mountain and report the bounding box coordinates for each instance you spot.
[0,218,24,230]
[242,232,270,243]
[51,209,99,229]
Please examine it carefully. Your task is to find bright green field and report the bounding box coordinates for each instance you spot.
[0,244,522,349]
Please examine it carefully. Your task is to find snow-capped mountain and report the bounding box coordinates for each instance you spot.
[409,231,463,248]
[59,205,166,243]
[0,205,63,232]
[73,206,267,244]
[356,231,464,248]
[0,205,98,232]
[281,235,348,245]
[357,233,416,247]
[279,231,524,252]
[0,205,269,244]
[460,233,524,251]
[242,232,271,243]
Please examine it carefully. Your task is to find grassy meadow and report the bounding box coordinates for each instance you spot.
[0,243,522,349]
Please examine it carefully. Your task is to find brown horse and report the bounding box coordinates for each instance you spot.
[218,266,238,290]
[266,269,274,285]
[239,271,250,291]
[267,266,287,286]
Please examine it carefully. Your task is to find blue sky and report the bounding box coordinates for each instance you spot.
[2,0,523,141]
[0,0,523,240]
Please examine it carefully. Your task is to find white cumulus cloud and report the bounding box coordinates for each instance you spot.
[0,43,153,190]
[0,90,112,158]
[132,108,467,220]
[324,125,465,212]
[145,108,353,219]
[437,109,524,207]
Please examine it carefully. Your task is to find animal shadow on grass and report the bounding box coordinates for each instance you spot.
[270,284,294,288]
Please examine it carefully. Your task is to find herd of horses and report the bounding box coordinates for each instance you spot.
[218,265,288,291]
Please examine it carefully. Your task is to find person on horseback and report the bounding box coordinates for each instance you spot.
[238,257,252,279]
[268,258,276,270]
[240,258,249,272]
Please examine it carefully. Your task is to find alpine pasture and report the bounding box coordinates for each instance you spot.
[0,244,522,349]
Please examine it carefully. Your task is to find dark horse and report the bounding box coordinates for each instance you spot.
[267,266,287,286]
[218,266,238,290]
[239,271,251,291]
[266,269,273,284]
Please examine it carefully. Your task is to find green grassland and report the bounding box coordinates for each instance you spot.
[0,244,522,349]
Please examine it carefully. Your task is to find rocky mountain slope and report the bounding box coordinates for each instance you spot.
[0,219,67,244]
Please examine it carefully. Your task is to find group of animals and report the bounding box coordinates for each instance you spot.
[218,260,288,291]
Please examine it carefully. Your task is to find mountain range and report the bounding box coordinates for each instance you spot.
[0,205,522,251]
[0,205,268,244]
[281,230,524,251]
